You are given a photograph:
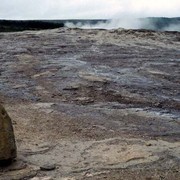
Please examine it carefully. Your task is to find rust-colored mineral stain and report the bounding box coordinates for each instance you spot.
[0,104,17,163]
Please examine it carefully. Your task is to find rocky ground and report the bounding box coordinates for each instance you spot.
[0,28,180,179]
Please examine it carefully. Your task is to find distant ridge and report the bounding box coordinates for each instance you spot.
[0,20,64,32]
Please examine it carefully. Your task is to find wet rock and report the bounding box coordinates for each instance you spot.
[0,104,17,163]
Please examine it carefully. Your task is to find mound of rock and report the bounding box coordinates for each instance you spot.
[0,104,17,163]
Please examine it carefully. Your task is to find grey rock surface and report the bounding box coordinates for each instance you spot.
[0,28,179,179]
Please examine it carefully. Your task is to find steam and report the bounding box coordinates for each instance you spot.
[65,18,180,32]
[65,18,142,30]
[163,24,180,31]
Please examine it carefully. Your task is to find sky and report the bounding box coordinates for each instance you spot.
[0,0,180,20]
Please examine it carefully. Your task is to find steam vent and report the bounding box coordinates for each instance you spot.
[0,104,17,164]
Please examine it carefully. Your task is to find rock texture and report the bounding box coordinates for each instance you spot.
[0,104,16,162]
[0,28,179,179]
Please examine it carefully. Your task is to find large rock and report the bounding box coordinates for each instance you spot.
[0,104,17,162]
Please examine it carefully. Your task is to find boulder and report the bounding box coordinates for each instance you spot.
[0,104,17,163]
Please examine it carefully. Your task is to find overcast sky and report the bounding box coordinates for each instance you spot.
[0,0,180,20]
